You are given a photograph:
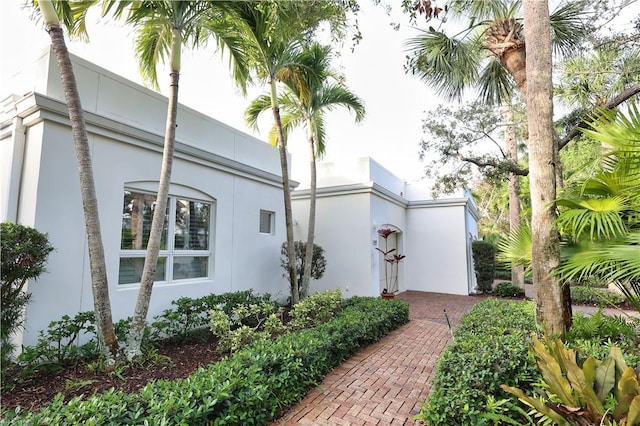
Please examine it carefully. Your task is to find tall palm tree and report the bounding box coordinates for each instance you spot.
[224,2,336,304]
[245,43,365,299]
[103,0,250,359]
[406,0,587,335]
[33,0,119,362]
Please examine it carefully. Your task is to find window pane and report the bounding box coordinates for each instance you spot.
[121,191,168,250]
[259,210,273,234]
[172,256,208,280]
[118,257,166,284]
[174,199,210,250]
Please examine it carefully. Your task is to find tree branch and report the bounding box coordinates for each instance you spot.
[454,153,529,176]
[559,82,640,149]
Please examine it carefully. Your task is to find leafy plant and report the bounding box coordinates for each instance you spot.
[493,281,526,298]
[280,241,327,300]
[209,301,280,354]
[502,337,640,426]
[288,289,344,329]
[17,311,99,374]
[1,222,54,377]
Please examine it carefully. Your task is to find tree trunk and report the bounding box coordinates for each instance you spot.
[301,120,317,299]
[270,78,299,305]
[503,102,525,289]
[126,29,182,360]
[40,0,118,363]
[523,0,565,337]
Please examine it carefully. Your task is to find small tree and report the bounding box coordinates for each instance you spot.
[1,222,54,373]
[280,241,327,301]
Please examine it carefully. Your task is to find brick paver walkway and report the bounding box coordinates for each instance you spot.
[272,291,486,425]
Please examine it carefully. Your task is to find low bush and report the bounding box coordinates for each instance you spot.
[570,285,627,307]
[415,299,539,425]
[493,281,525,298]
[2,297,409,425]
[289,289,344,329]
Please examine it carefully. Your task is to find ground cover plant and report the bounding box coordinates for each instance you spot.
[0,292,409,424]
[415,298,640,425]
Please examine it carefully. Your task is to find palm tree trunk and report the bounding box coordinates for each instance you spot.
[270,78,299,305]
[503,102,525,289]
[126,29,181,360]
[301,121,317,299]
[523,0,565,337]
[39,0,118,363]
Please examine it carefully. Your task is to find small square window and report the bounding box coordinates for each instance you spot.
[259,210,274,234]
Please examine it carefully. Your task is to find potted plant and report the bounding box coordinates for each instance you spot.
[376,228,406,298]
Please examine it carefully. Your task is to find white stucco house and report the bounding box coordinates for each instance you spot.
[1,48,478,348]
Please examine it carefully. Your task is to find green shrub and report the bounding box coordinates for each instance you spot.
[150,289,273,342]
[3,297,409,425]
[570,285,626,307]
[17,311,99,373]
[415,299,539,425]
[289,289,344,329]
[471,240,496,293]
[1,222,54,381]
[209,301,281,354]
[493,282,525,298]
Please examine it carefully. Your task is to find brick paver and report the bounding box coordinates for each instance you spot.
[272,291,486,425]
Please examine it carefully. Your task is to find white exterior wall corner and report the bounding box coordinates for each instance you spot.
[3,53,289,347]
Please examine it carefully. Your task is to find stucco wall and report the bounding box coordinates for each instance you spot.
[2,51,289,346]
[405,202,470,295]
[292,191,372,297]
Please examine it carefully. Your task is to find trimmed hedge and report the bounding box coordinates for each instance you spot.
[471,241,496,293]
[1,297,409,425]
[415,298,539,425]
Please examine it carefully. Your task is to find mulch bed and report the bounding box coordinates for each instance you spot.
[1,338,222,415]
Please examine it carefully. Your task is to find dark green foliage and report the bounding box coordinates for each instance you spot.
[472,240,496,293]
[281,241,327,300]
[1,222,54,381]
[570,285,626,307]
[415,299,539,425]
[493,282,525,298]
[17,312,99,374]
[150,289,274,342]
[2,297,409,425]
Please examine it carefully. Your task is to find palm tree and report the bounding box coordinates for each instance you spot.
[245,43,365,299]
[224,2,339,304]
[406,0,587,335]
[103,0,250,359]
[32,0,118,361]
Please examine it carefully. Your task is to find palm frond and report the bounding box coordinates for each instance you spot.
[549,1,589,57]
[244,94,273,132]
[476,58,514,105]
[134,18,172,89]
[554,230,640,284]
[405,28,482,102]
[556,197,629,241]
[497,224,533,273]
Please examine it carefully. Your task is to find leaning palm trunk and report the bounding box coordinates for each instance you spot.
[523,0,565,337]
[38,0,118,362]
[126,29,181,360]
[485,18,527,94]
[301,121,317,298]
[270,78,299,305]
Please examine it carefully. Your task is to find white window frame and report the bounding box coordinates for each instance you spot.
[259,210,275,235]
[119,188,213,286]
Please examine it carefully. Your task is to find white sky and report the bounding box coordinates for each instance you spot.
[0,1,438,185]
